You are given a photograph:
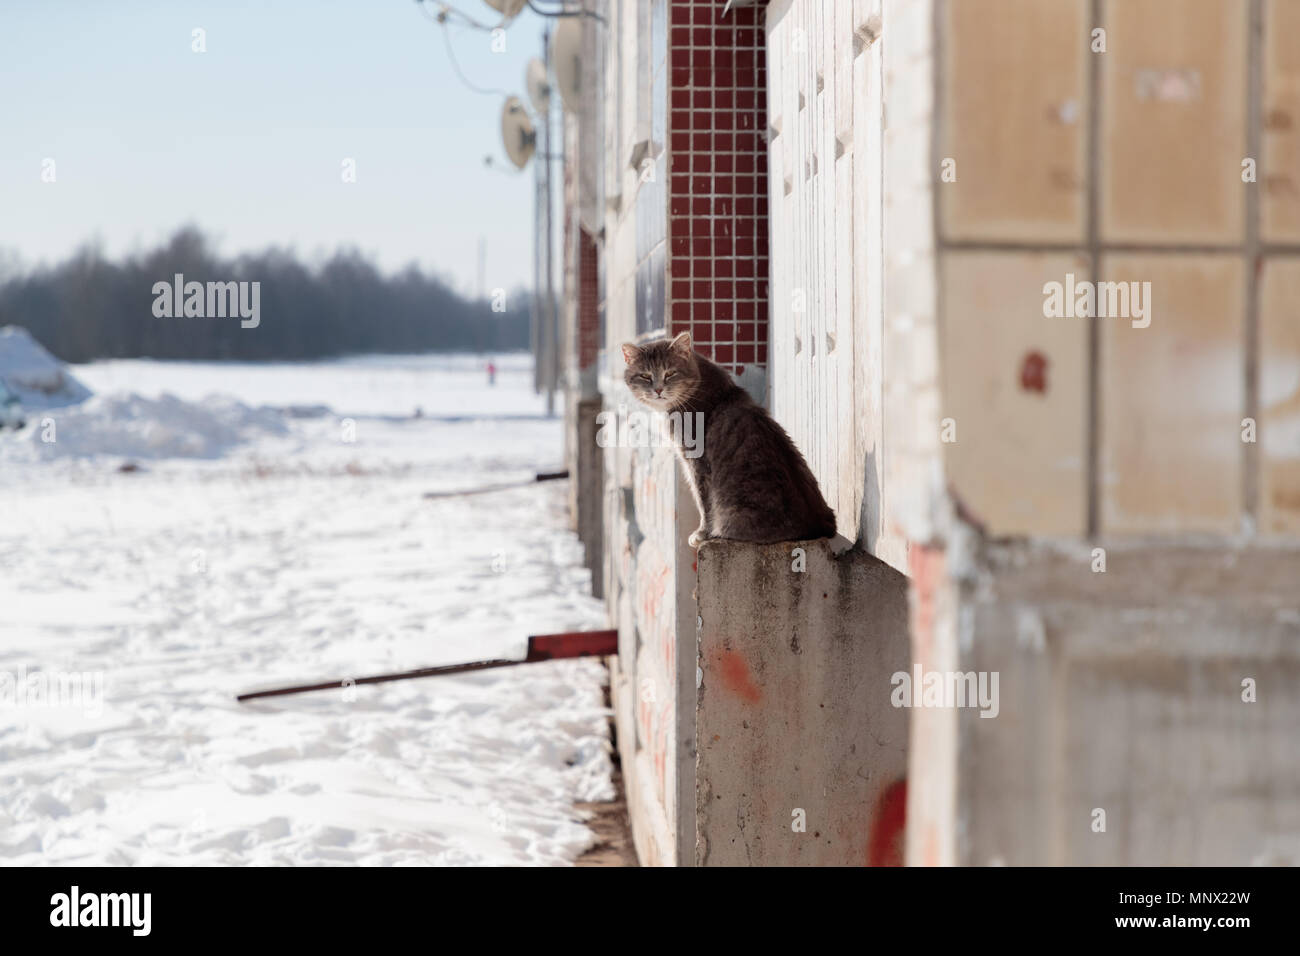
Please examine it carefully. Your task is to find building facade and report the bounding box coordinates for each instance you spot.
[558,0,1300,866]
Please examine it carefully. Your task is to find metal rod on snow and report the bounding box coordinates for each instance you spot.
[236,629,616,703]
[421,470,568,500]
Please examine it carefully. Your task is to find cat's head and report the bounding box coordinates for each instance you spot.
[621,331,698,410]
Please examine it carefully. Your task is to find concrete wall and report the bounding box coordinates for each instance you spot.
[563,0,1300,866]
[765,0,922,569]
[588,0,929,866]
[907,0,1300,865]
[605,448,698,866]
[595,0,699,867]
[951,540,1300,865]
[567,396,604,596]
[696,539,910,865]
[935,0,1300,538]
[597,0,778,866]
[761,0,1300,866]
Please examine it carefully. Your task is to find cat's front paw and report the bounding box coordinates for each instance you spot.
[688,529,708,548]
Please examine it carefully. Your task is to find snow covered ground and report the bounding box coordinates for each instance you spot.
[0,353,613,866]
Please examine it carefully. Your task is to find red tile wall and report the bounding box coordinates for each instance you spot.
[667,0,770,375]
[577,226,600,370]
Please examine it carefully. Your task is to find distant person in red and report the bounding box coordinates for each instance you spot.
[487,360,497,386]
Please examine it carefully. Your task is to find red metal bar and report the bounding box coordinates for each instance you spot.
[525,629,619,661]
[236,630,618,703]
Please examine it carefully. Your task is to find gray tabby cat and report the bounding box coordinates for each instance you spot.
[621,331,836,546]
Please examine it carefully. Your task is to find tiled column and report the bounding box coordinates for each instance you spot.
[667,0,770,390]
[576,226,600,382]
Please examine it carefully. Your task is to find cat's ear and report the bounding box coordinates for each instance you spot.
[620,343,641,365]
[669,331,693,355]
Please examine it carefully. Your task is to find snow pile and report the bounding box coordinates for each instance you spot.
[28,391,289,460]
[0,326,92,408]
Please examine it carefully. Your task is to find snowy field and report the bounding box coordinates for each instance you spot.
[0,352,612,866]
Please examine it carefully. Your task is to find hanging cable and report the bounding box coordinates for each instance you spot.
[438,22,511,96]
[415,1,513,96]
[415,0,498,33]
[525,0,607,25]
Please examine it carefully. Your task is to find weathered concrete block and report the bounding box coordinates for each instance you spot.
[941,0,1089,243]
[1101,255,1244,534]
[695,539,910,865]
[1264,0,1300,241]
[1260,258,1300,534]
[1101,0,1246,243]
[958,541,1300,865]
[941,251,1089,536]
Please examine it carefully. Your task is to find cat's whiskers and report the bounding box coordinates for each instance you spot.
[669,387,707,417]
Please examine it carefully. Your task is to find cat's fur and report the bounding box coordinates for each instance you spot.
[621,331,836,546]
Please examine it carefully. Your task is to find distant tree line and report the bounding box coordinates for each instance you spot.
[0,227,531,362]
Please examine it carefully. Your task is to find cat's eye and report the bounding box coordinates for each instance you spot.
[664,371,678,380]
[637,373,651,381]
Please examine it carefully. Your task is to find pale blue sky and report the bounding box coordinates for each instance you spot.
[0,0,549,294]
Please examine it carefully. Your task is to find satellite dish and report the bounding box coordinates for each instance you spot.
[552,18,582,115]
[480,0,528,21]
[526,58,551,113]
[501,96,536,169]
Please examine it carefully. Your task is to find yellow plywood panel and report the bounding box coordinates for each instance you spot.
[942,252,1088,536]
[1259,258,1300,534]
[1101,255,1243,534]
[941,0,1088,242]
[1101,0,1246,244]
[1263,0,1300,241]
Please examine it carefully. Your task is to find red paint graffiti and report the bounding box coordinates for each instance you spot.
[868,778,907,867]
[716,650,762,703]
[1020,350,1048,393]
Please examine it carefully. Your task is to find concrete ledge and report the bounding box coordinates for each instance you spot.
[695,539,910,865]
[954,539,1300,865]
[975,539,1300,609]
